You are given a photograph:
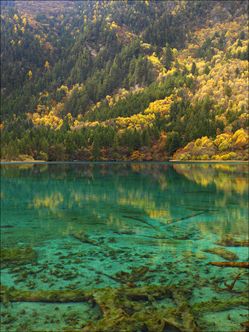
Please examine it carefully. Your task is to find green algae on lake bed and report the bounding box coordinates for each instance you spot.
[1,247,37,268]
[0,162,248,331]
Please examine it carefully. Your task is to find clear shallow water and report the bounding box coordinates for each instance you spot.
[0,162,248,331]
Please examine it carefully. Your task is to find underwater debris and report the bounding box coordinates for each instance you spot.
[70,232,98,246]
[89,266,151,285]
[209,262,249,268]
[141,234,168,240]
[133,238,193,247]
[0,285,200,332]
[114,266,150,284]
[203,247,238,261]
[192,296,248,314]
[113,230,137,235]
[163,322,182,332]
[83,285,199,332]
[216,235,249,247]
[108,238,116,243]
[122,215,158,230]
[2,283,248,331]
[0,285,92,303]
[223,273,242,291]
[0,247,37,268]
[165,211,208,225]
[89,267,121,284]
[240,321,249,330]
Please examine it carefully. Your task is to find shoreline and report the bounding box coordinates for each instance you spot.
[169,159,248,163]
[1,160,248,164]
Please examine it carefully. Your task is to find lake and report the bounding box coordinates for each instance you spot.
[0,162,248,332]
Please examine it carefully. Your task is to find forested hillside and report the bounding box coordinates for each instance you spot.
[1,0,248,161]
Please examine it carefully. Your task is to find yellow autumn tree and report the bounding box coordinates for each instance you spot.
[13,14,19,22]
[27,70,33,80]
[22,16,27,27]
[44,61,50,70]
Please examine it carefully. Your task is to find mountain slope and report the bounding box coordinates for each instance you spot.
[1,0,248,161]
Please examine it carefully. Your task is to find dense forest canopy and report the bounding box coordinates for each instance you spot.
[1,0,248,161]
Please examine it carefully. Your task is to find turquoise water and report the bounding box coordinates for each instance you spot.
[0,162,248,331]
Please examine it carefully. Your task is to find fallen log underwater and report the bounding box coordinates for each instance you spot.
[122,215,158,230]
[209,262,249,268]
[165,210,209,225]
[1,284,247,332]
